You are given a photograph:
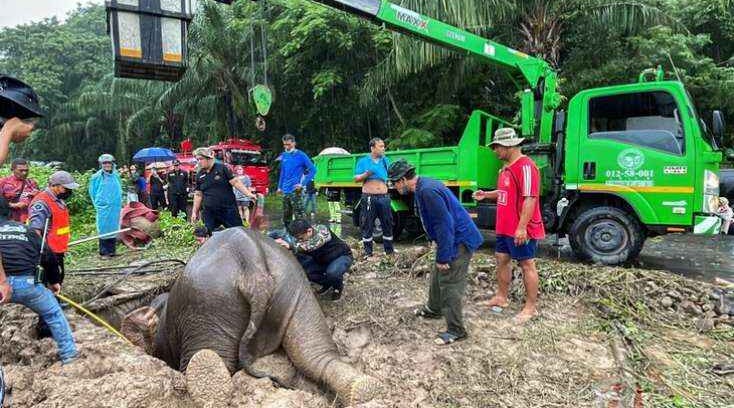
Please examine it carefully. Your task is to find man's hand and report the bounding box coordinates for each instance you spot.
[49,283,61,295]
[472,190,487,201]
[190,210,198,223]
[514,227,529,246]
[276,189,283,195]
[274,238,290,249]
[436,263,451,271]
[0,282,11,303]
[294,184,302,191]
[1,117,35,143]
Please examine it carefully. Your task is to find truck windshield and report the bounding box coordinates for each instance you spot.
[685,89,719,150]
[230,150,266,165]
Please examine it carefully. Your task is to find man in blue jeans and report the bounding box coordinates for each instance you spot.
[275,219,353,301]
[354,138,393,260]
[0,197,77,364]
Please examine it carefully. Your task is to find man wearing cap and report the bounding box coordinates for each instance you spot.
[473,127,545,324]
[0,196,78,364]
[388,159,483,345]
[28,171,80,339]
[89,154,123,258]
[0,75,45,166]
[354,138,394,259]
[0,158,39,222]
[191,147,256,232]
[167,160,189,218]
[277,134,316,228]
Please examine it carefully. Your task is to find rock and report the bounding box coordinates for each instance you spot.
[185,349,233,408]
[695,317,715,333]
[702,303,713,312]
[660,297,674,308]
[679,300,703,316]
[667,290,683,300]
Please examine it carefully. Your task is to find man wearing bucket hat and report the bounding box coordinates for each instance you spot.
[474,127,545,324]
[190,147,256,231]
[0,75,45,166]
[388,159,483,345]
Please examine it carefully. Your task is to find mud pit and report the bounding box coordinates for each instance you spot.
[2,242,733,407]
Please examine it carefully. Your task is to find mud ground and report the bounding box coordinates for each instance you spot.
[1,242,733,407]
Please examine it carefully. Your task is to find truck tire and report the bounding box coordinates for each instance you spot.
[568,206,644,265]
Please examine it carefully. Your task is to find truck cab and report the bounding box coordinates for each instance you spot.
[557,80,722,263]
[209,138,270,195]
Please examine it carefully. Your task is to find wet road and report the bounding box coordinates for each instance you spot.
[263,200,734,283]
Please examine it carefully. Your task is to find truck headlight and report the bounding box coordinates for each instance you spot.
[703,170,720,213]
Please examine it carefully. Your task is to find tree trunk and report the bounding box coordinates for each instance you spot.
[224,92,238,138]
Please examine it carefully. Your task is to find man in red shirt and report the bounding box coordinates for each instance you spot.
[474,128,545,324]
[0,158,39,222]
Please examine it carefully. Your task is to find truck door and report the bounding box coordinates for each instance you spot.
[577,89,694,226]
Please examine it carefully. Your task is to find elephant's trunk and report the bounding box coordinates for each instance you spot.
[280,291,379,405]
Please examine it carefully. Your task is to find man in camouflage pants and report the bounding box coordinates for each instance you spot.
[277,134,316,228]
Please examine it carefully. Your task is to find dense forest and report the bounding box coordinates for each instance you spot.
[1,0,733,170]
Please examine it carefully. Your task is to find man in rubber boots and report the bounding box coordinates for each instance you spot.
[276,134,316,228]
[89,154,123,258]
[389,159,483,345]
[28,171,80,338]
[0,196,78,364]
[473,127,545,324]
[354,138,394,260]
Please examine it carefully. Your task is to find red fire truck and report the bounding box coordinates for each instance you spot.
[209,138,270,195]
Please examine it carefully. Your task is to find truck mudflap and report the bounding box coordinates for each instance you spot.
[693,215,721,234]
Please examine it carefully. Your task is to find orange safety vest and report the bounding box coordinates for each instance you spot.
[30,191,71,253]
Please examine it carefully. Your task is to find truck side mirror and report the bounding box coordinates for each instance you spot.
[713,110,725,147]
[553,111,566,136]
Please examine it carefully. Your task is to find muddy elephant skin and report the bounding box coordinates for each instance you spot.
[123,227,376,404]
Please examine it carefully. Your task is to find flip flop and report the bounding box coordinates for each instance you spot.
[434,331,467,345]
[489,305,506,315]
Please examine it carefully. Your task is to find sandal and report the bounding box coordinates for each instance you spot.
[434,331,467,345]
[414,306,441,319]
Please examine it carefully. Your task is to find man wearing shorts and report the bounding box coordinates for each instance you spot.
[474,128,545,324]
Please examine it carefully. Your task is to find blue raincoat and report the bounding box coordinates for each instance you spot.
[88,167,123,236]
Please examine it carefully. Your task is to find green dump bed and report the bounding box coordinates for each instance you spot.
[314,110,513,206]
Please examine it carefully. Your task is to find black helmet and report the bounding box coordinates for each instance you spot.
[388,159,416,182]
[0,75,44,120]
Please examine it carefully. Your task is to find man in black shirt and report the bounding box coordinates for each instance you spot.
[148,166,167,210]
[166,160,189,218]
[0,197,78,363]
[190,147,256,231]
[277,219,353,300]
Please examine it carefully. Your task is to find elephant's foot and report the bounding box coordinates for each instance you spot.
[186,349,233,408]
[322,360,380,405]
[344,374,380,406]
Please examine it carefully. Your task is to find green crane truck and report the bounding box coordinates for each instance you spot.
[306,0,727,265]
[107,0,727,265]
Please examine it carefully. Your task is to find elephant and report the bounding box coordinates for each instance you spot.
[120,227,377,405]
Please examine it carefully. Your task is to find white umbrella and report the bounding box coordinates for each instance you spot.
[318,147,350,156]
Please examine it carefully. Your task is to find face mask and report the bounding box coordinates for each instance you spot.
[58,190,73,200]
[397,181,409,195]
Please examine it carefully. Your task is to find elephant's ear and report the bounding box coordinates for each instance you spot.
[236,266,274,367]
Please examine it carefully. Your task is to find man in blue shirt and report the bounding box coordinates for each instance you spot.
[389,159,483,345]
[354,138,394,259]
[277,134,316,228]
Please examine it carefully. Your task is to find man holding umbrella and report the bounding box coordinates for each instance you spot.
[89,154,123,258]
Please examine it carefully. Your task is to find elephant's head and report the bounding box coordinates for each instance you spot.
[121,306,159,354]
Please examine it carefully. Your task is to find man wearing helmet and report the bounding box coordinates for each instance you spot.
[0,75,46,311]
[89,154,123,258]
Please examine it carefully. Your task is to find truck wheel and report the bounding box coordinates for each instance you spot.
[568,206,644,265]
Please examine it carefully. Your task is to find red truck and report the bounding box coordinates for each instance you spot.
[209,138,270,195]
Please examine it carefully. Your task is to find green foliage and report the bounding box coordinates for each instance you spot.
[1,0,734,166]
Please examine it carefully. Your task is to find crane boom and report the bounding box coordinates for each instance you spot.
[284,0,562,141]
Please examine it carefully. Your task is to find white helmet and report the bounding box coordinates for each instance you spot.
[98,153,115,163]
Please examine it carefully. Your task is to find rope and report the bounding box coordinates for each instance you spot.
[260,0,269,87]
[81,259,186,307]
[57,293,134,346]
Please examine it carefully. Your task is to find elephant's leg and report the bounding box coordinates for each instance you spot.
[280,293,379,405]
